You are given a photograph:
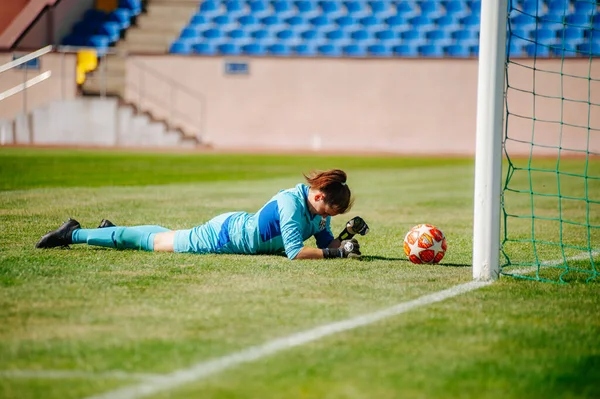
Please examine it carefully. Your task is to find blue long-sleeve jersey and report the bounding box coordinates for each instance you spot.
[174,184,335,259]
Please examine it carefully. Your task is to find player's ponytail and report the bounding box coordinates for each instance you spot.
[304,169,353,214]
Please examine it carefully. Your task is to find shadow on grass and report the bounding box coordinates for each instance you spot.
[361,255,471,267]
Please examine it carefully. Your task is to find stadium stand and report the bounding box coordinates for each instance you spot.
[58,0,600,70]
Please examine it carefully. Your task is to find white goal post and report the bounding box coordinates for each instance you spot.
[472,0,508,281]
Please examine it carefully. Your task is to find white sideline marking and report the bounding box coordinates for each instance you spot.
[85,280,492,399]
[0,370,159,381]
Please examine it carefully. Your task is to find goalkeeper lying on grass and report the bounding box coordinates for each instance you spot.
[35,169,369,259]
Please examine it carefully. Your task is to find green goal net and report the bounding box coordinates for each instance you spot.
[501,0,600,283]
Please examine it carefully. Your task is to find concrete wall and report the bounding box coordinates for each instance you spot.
[0,52,77,120]
[0,0,58,50]
[124,56,600,155]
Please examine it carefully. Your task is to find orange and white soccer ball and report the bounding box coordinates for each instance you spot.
[403,224,447,264]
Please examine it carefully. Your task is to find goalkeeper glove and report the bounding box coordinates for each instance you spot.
[337,216,370,241]
[322,239,361,259]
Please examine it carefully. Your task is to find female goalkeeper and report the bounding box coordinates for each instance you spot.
[35,169,369,259]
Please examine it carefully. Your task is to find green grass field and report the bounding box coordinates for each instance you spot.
[0,148,599,399]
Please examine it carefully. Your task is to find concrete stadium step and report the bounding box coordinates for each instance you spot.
[145,3,198,18]
[135,17,190,33]
[114,40,171,53]
[82,75,125,96]
[124,27,179,46]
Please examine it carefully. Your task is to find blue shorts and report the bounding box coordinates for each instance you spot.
[173,212,239,254]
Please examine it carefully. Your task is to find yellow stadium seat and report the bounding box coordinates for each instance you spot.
[76,49,98,85]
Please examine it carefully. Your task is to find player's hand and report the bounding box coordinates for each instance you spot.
[347,216,369,236]
[337,216,370,241]
[340,239,361,258]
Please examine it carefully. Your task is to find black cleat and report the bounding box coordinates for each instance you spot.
[35,218,81,249]
[98,219,115,228]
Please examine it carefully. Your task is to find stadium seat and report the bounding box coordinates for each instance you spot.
[467,0,481,15]
[294,43,317,55]
[273,0,294,16]
[249,0,270,16]
[108,8,132,29]
[510,13,538,30]
[218,42,241,55]
[170,40,193,54]
[242,42,267,55]
[225,0,245,16]
[419,1,444,18]
[190,14,210,26]
[374,28,397,42]
[277,28,299,43]
[434,15,461,30]
[532,27,557,44]
[199,1,221,16]
[326,28,349,42]
[317,43,342,56]
[180,26,201,40]
[350,29,374,43]
[228,28,249,40]
[345,1,368,16]
[193,42,217,55]
[419,43,444,57]
[525,43,550,56]
[98,21,121,43]
[519,0,544,15]
[119,0,142,16]
[367,43,392,56]
[336,15,356,27]
[443,0,469,17]
[238,14,259,27]
[296,0,319,15]
[268,43,292,55]
[203,28,223,40]
[393,43,419,56]
[343,43,367,56]
[310,15,332,27]
[320,0,343,16]
[300,28,322,41]
[395,1,419,17]
[445,43,471,57]
[506,41,525,57]
[426,29,453,46]
[359,15,381,28]
[565,14,591,27]
[546,0,570,15]
[285,15,309,29]
[385,15,408,27]
[86,35,110,56]
[574,1,598,15]
[578,41,600,56]
[452,29,478,41]
[460,14,480,27]
[401,29,426,42]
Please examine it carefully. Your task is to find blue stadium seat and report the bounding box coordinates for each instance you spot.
[310,14,333,27]
[434,15,461,30]
[510,13,538,30]
[218,42,241,55]
[268,43,292,55]
[72,20,101,36]
[546,0,570,15]
[249,0,270,16]
[419,43,444,57]
[467,0,481,15]
[426,29,453,45]
[296,0,319,15]
[506,41,525,57]
[84,9,107,22]
[443,0,469,17]
[203,27,223,39]
[190,14,210,27]
[550,43,579,57]
[180,26,201,39]
[336,15,356,27]
[300,28,322,41]
[285,15,309,29]
[419,1,444,18]
[350,29,374,43]
[532,27,557,44]
[294,43,317,55]
[277,28,298,42]
[238,14,259,27]
[394,1,419,17]
[326,28,349,42]
[368,43,392,56]
[374,28,397,42]
[345,1,368,16]
[261,14,283,26]
[401,29,426,42]
[409,15,435,27]
[559,27,585,42]
[225,0,244,16]
[574,1,598,16]
[170,40,192,54]
[320,0,343,15]
[98,21,121,43]
[317,43,342,56]
[565,14,591,27]
[62,34,87,46]
[519,0,544,15]
[242,42,267,55]
[393,43,419,56]
[212,14,235,26]
[359,15,381,28]
[108,8,132,29]
[87,35,110,56]
[385,15,408,27]
[193,42,217,55]
[343,43,367,56]
[119,0,142,16]
[227,28,249,40]
[525,43,550,56]
[445,43,471,57]
[252,28,274,42]
[460,14,480,27]
[578,41,600,56]
[273,0,294,16]
[538,15,564,31]
[199,0,220,15]
[452,29,478,41]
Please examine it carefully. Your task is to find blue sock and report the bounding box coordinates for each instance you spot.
[72,226,171,251]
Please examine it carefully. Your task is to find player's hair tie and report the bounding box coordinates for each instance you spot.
[340,182,347,186]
